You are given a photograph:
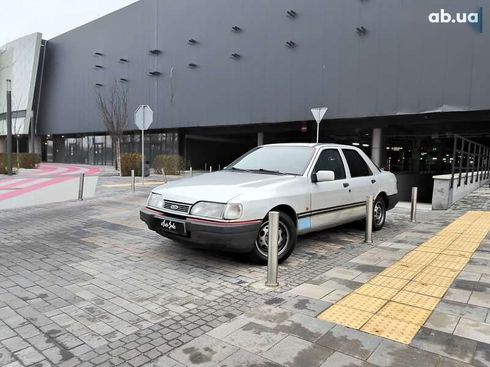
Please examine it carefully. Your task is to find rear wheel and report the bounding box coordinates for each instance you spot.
[249,212,297,264]
[372,196,386,231]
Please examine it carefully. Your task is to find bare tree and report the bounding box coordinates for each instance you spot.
[95,81,128,173]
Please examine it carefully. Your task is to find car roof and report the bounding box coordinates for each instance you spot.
[262,143,358,149]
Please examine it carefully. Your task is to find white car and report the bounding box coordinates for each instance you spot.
[141,143,398,262]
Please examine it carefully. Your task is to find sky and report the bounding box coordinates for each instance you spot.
[0,0,139,46]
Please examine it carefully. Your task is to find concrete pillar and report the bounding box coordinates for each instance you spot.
[371,128,385,168]
[257,132,264,146]
[28,135,42,154]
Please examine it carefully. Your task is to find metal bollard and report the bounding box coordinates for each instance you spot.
[265,211,280,287]
[131,170,135,192]
[410,187,418,222]
[162,169,167,184]
[365,195,373,243]
[78,173,85,201]
[190,167,193,177]
[209,166,212,172]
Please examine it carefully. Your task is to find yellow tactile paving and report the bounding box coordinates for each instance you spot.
[377,302,432,326]
[420,266,459,278]
[392,290,440,310]
[400,251,438,265]
[317,211,490,344]
[368,276,409,290]
[337,293,387,313]
[403,281,447,298]
[361,315,420,344]
[318,305,372,329]
[354,284,400,300]
[413,273,455,288]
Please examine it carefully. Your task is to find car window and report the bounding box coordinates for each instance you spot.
[342,149,372,177]
[313,149,346,180]
[228,146,314,175]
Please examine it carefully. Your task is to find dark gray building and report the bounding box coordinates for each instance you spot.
[37,0,490,199]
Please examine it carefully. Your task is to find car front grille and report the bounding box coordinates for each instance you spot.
[163,200,191,214]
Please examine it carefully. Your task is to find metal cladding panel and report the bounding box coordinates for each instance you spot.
[38,0,490,135]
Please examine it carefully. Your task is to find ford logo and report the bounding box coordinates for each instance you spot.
[170,204,179,210]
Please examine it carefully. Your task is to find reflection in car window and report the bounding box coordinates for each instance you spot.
[342,149,372,177]
[228,146,314,175]
[313,149,346,180]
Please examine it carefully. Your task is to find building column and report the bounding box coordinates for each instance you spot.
[371,128,385,168]
[28,135,42,154]
[257,132,264,146]
[411,137,422,173]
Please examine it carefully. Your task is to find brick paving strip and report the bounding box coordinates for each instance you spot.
[0,187,490,366]
[318,211,490,344]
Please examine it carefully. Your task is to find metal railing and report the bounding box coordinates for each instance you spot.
[450,135,490,189]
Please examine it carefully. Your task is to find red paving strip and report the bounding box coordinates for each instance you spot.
[0,164,102,202]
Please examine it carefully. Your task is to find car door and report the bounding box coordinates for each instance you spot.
[341,148,379,220]
[303,148,353,233]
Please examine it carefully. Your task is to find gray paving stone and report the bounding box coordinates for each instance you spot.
[289,284,334,299]
[261,335,334,367]
[472,342,490,367]
[1,336,30,352]
[226,322,287,354]
[168,335,237,367]
[279,297,332,317]
[321,351,375,367]
[321,289,350,304]
[316,325,382,360]
[0,347,15,366]
[142,355,184,366]
[243,305,294,328]
[411,327,477,363]
[454,318,490,344]
[468,291,490,308]
[15,346,46,365]
[274,313,335,342]
[444,289,472,304]
[424,311,461,334]
[367,340,439,367]
[436,300,488,322]
[217,349,280,367]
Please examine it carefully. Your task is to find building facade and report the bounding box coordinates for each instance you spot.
[7,0,490,200]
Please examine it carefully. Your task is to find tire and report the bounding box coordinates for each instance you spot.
[248,212,297,264]
[372,195,386,231]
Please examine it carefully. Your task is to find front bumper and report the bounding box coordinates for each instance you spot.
[140,207,262,252]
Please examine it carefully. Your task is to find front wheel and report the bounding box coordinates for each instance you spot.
[249,212,297,264]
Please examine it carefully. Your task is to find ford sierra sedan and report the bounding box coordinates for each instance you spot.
[140,143,398,262]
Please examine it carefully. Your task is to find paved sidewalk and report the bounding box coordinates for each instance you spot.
[0,186,489,366]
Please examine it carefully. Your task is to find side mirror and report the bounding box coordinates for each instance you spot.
[316,170,335,182]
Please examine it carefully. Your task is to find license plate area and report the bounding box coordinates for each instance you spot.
[156,216,187,236]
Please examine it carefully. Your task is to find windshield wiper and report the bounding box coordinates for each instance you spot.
[227,167,252,173]
[250,168,290,175]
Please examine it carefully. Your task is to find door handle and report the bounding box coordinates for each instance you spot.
[371,179,376,184]
[343,183,350,188]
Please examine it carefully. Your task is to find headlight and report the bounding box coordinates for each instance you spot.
[147,193,164,208]
[224,203,243,220]
[190,201,225,219]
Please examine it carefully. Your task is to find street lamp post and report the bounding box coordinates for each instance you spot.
[6,79,13,175]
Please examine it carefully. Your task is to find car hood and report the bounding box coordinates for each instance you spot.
[152,170,297,204]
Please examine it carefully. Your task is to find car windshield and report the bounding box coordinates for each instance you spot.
[226,146,314,175]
